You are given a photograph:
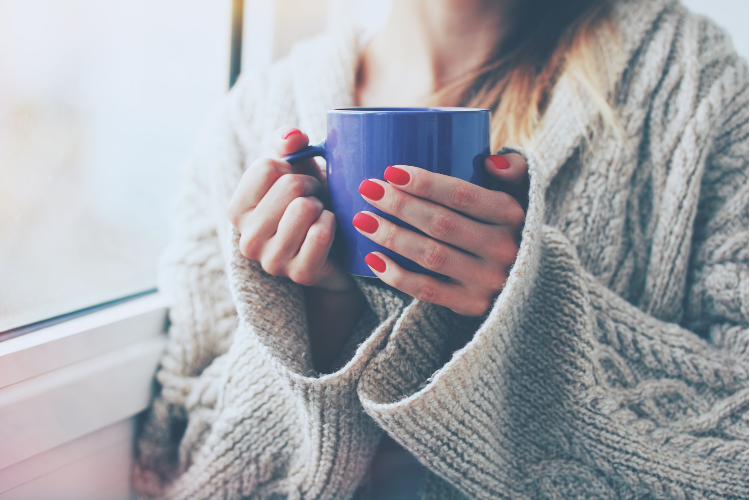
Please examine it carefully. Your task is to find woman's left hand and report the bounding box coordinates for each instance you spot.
[353,153,529,317]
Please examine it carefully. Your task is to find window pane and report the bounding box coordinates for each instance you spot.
[0,0,231,331]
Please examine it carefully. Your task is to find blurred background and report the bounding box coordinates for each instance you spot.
[0,0,746,332]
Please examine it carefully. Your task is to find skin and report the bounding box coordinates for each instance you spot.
[357,0,517,107]
[227,0,529,372]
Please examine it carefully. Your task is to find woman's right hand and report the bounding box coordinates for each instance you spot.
[227,126,356,293]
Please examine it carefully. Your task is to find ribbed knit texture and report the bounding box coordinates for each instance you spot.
[133,0,749,498]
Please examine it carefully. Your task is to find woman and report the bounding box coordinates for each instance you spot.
[134,0,748,498]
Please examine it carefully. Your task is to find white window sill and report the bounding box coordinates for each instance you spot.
[0,294,168,496]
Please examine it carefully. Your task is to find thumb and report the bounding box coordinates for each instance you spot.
[274,125,309,157]
[274,125,324,183]
[484,153,528,184]
[485,152,530,212]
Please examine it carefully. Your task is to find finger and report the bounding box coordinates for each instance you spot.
[352,210,482,283]
[228,157,294,227]
[265,196,324,267]
[485,153,530,212]
[382,165,525,226]
[238,174,323,258]
[357,178,511,256]
[363,252,490,317]
[273,125,323,182]
[289,210,339,288]
[273,125,309,157]
[484,153,528,184]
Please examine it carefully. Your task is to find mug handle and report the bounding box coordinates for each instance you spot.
[282,140,326,165]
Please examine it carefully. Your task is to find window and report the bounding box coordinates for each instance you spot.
[0,0,232,332]
[0,0,394,337]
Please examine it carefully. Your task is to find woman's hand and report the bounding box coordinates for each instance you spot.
[353,153,529,317]
[228,126,365,372]
[227,126,355,293]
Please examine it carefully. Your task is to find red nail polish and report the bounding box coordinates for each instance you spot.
[365,253,386,273]
[384,166,410,185]
[487,155,510,170]
[358,179,385,201]
[352,212,379,233]
[282,128,302,140]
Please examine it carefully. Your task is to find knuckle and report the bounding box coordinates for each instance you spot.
[288,196,321,219]
[422,242,448,270]
[261,256,285,277]
[307,196,325,214]
[416,283,441,304]
[308,224,334,247]
[252,157,277,175]
[279,174,308,198]
[238,226,263,261]
[429,212,458,240]
[486,268,508,294]
[506,202,526,228]
[288,267,315,287]
[492,237,519,265]
[508,240,521,263]
[388,189,407,216]
[380,224,398,249]
[465,299,491,317]
[240,221,267,261]
[452,183,480,210]
[284,198,303,218]
[238,234,255,260]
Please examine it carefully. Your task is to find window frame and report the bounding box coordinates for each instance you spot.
[0,292,168,489]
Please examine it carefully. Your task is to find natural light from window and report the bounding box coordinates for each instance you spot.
[0,0,231,331]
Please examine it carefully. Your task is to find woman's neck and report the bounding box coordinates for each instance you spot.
[356,0,514,107]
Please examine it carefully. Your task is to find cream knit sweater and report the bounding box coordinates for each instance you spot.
[134,0,749,498]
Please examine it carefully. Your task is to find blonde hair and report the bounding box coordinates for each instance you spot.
[433,0,621,151]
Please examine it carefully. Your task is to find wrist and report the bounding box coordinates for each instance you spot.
[314,268,359,293]
[304,283,366,373]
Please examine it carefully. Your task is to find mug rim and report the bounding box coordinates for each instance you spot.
[330,107,489,114]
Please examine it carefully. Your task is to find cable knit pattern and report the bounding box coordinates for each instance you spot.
[134,0,748,498]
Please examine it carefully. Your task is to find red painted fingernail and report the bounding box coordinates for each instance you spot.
[384,166,410,185]
[365,253,386,273]
[358,179,385,201]
[352,212,379,233]
[282,128,302,140]
[487,155,510,170]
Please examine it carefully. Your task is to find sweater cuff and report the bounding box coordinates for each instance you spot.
[225,229,409,498]
[356,147,546,497]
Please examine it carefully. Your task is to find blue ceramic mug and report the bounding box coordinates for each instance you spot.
[283,107,491,278]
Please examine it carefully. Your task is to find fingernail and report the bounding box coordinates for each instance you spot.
[282,128,302,140]
[352,212,379,233]
[365,253,386,273]
[358,179,385,201]
[487,155,510,170]
[384,166,410,185]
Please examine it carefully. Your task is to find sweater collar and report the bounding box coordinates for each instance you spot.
[531,0,678,185]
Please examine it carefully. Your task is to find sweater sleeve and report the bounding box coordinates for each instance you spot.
[132,88,247,497]
[133,53,416,496]
[356,78,748,500]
